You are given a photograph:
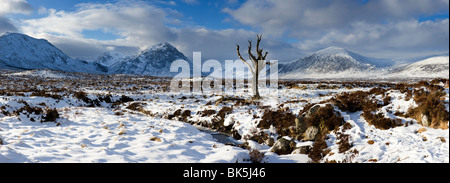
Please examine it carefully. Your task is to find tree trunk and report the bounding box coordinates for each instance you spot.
[236,34,267,100]
[253,62,261,99]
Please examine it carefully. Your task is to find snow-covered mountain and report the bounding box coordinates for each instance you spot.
[279,47,449,79]
[1,33,447,79]
[85,51,131,67]
[387,56,449,78]
[108,42,190,76]
[279,47,393,78]
[0,32,107,74]
[0,33,190,77]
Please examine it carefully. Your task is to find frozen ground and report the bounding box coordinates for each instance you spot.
[0,70,448,163]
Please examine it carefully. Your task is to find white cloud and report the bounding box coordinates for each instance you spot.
[21,1,179,57]
[224,0,449,58]
[0,0,32,15]
[297,19,449,58]
[15,0,448,61]
[181,0,199,5]
[0,0,33,34]
[0,17,17,33]
[19,0,301,62]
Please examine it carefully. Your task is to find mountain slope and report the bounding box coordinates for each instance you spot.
[85,51,131,67]
[278,47,449,79]
[279,47,393,78]
[108,42,190,77]
[387,56,449,78]
[0,33,107,73]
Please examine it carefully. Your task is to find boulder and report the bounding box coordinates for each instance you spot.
[270,138,296,155]
[304,126,319,141]
[420,113,430,127]
[295,116,307,134]
[265,137,275,146]
[306,105,320,118]
[292,146,311,154]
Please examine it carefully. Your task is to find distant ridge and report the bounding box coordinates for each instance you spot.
[279,46,448,79]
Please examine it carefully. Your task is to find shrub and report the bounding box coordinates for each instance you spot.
[126,102,143,111]
[333,88,390,114]
[74,91,90,103]
[14,105,43,116]
[407,88,449,129]
[30,90,62,100]
[332,91,369,112]
[336,132,353,153]
[304,104,345,135]
[73,91,101,107]
[362,111,402,130]
[168,109,191,122]
[308,137,328,163]
[248,149,266,163]
[210,107,233,131]
[197,109,216,117]
[258,108,296,136]
[42,108,60,122]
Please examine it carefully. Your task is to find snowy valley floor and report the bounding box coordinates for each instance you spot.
[0,70,448,163]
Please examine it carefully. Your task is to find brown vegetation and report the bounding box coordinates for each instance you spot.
[258,108,296,137]
[304,104,345,135]
[407,87,448,129]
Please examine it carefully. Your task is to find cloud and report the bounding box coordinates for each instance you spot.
[0,0,32,34]
[180,0,199,5]
[0,0,32,15]
[173,28,299,62]
[19,0,301,62]
[224,0,449,58]
[17,0,448,61]
[21,1,180,57]
[0,17,18,33]
[298,19,449,58]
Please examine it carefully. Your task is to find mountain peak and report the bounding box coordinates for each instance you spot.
[314,46,350,57]
[140,42,177,54]
[0,33,105,73]
[1,32,48,42]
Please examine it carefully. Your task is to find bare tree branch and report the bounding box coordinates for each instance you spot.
[263,51,268,60]
[247,40,257,62]
[237,44,255,74]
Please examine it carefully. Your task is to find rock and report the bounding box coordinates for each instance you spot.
[265,137,275,146]
[291,146,311,154]
[417,127,427,133]
[270,138,296,155]
[437,137,446,143]
[420,113,430,127]
[304,126,319,141]
[306,105,320,118]
[291,149,301,154]
[298,146,311,154]
[295,116,307,134]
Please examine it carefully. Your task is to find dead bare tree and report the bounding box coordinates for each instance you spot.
[236,34,271,99]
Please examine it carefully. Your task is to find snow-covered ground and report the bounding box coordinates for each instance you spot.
[0,106,249,163]
[0,70,448,163]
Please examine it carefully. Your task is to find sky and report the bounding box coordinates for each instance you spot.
[0,0,449,62]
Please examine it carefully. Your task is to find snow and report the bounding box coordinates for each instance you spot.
[279,47,448,80]
[386,56,449,79]
[0,106,249,163]
[1,33,448,80]
[324,110,448,163]
[0,33,104,74]
[2,72,447,163]
[0,33,189,77]
[0,33,448,163]
[8,69,76,79]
